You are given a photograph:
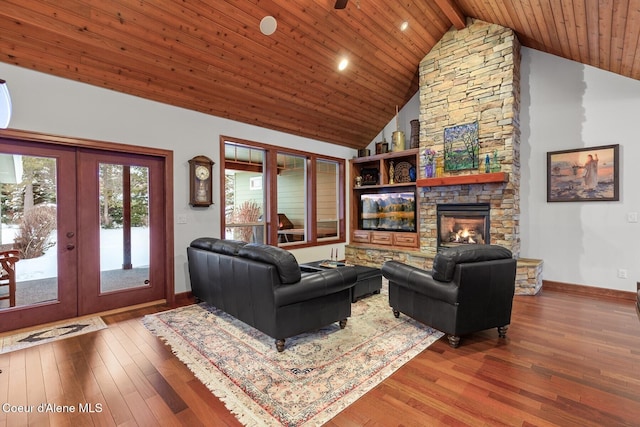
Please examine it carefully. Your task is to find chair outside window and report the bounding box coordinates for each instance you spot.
[0,250,19,307]
[277,213,300,243]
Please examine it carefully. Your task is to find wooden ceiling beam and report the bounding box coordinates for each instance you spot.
[432,0,467,30]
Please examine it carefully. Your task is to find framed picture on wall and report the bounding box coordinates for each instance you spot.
[547,144,619,202]
[443,121,479,171]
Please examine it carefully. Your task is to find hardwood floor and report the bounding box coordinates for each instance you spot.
[1,289,639,426]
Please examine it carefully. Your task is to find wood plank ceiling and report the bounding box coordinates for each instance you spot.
[0,1,638,149]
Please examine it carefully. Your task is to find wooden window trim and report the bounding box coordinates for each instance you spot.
[220,135,346,248]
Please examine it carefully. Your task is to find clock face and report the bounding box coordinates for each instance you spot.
[195,165,210,180]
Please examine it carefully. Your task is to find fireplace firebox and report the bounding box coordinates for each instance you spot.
[437,203,490,251]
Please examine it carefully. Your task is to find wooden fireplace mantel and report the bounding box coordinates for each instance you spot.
[417,172,508,187]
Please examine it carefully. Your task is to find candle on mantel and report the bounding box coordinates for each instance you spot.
[395,105,399,131]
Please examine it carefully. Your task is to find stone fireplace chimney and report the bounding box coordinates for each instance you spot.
[418,19,521,257]
[346,20,541,295]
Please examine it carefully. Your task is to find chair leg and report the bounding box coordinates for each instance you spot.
[447,335,461,348]
[275,339,285,352]
[497,325,509,338]
[10,279,16,307]
[392,309,400,318]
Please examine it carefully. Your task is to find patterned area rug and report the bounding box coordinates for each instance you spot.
[143,285,443,426]
[0,316,107,354]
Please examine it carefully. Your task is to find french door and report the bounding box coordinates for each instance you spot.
[77,149,166,314]
[0,136,168,332]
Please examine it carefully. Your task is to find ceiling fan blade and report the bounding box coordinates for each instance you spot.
[335,0,348,9]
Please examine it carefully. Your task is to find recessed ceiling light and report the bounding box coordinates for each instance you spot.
[400,21,409,31]
[260,16,277,36]
[338,58,349,71]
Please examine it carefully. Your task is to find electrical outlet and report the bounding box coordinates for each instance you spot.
[176,214,187,224]
[628,212,638,223]
[617,269,628,279]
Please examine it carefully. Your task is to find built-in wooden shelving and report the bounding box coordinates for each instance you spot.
[417,172,508,187]
[349,149,420,249]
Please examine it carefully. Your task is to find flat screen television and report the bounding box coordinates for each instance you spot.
[360,191,416,232]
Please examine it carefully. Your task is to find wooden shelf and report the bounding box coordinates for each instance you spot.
[351,148,419,164]
[349,149,421,249]
[417,172,508,187]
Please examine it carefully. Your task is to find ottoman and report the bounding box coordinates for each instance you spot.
[351,265,382,302]
[299,261,382,303]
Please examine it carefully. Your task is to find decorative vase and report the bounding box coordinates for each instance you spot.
[409,119,420,149]
[436,157,444,177]
[375,141,388,154]
[425,163,434,178]
[492,150,501,172]
[409,166,416,182]
[392,131,405,152]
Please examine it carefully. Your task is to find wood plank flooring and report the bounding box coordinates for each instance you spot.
[1,288,639,426]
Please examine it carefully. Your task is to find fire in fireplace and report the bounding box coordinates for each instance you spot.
[437,203,490,250]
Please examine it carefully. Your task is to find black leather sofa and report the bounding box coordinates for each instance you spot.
[382,245,517,348]
[187,238,358,351]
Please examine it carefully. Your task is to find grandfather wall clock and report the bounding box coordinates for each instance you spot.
[188,155,215,207]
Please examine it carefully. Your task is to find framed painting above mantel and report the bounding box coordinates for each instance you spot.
[547,144,619,202]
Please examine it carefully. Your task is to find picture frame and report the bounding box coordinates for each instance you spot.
[547,144,619,202]
[443,121,479,171]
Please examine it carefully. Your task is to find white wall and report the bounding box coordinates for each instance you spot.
[367,92,420,151]
[0,63,355,294]
[520,48,640,293]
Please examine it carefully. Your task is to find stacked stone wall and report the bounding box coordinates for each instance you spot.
[419,19,521,257]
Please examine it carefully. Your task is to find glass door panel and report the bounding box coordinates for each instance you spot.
[98,163,150,293]
[0,154,59,308]
[78,149,165,315]
[0,140,77,332]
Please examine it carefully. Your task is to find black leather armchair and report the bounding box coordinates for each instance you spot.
[382,245,517,348]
